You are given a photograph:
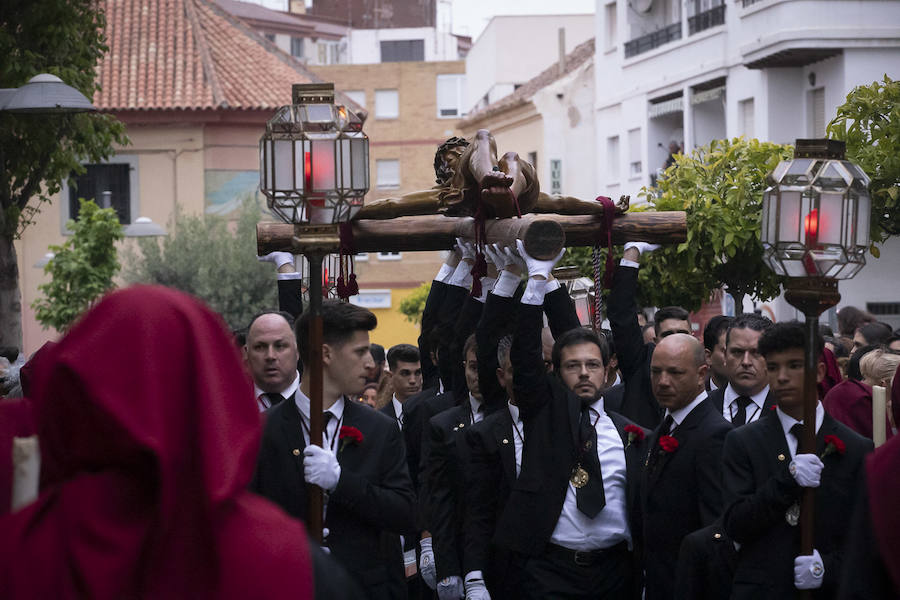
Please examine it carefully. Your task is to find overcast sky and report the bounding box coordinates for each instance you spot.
[448,0,596,41]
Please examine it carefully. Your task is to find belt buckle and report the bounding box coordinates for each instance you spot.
[573,550,593,567]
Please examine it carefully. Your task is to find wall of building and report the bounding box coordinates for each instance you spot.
[348,26,459,64]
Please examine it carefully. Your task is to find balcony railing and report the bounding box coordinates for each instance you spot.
[688,4,726,35]
[624,22,682,58]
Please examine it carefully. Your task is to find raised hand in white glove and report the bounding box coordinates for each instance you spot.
[482,243,503,268]
[419,537,438,590]
[789,454,824,488]
[303,445,341,492]
[623,242,661,255]
[794,549,825,589]
[464,571,492,600]
[437,575,465,600]
[501,245,526,274]
[516,239,565,280]
[456,237,476,262]
[257,251,295,269]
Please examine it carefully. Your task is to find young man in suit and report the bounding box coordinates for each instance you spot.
[641,333,731,600]
[251,300,416,600]
[492,242,648,600]
[707,313,775,426]
[703,315,733,393]
[722,321,872,599]
[381,343,423,429]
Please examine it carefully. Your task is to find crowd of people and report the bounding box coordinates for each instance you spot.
[0,236,899,599]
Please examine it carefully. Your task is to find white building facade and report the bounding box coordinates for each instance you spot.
[593,0,900,322]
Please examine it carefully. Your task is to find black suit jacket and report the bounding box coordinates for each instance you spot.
[674,521,737,600]
[640,398,732,600]
[251,397,416,598]
[722,411,872,599]
[608,266,663,429]
[707,386,776,425]
[498,303,647,560]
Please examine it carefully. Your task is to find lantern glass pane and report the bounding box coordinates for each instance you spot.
[294,140,305,193]
[818,192,844,245]
[783,159,815,186]
[761,191,773,244]
[856,191,870,247]
[340,138,352,191]
[304,104,335,124]
[783,260,808,277]
[351,138,368,189]
[311,140,336,190]
[259,139,267,191]
[273,140,294,191]
[778,191,802,242]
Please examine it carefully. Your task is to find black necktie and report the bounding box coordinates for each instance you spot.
[790,422,805,449]
[732,396,753,426]
[575,408,606,518]
[661,414,675,434]
[263,392,284,408]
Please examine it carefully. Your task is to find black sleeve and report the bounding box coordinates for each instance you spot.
[476,293,517,409]
[419,280,449,389]
[435,285,469,387]
[448,296,484,398]
[543,285,581,339]
[837,477,896,599]
[426,415,464,579]
[607,266,651,383]
[695,424,731,526]
[277,278,304,320]
[510,303,555,420]
[463,425,501,575]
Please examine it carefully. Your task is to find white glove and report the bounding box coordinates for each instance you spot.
[465,572,492,600]
[419,537,437,590]
[501,245,526,273]
[303,445,341,492]
[794,549,825,589]
[623,242,660,255]
[437,575,465,600]
[257,251,295,269]
[516,239,564,280]
[789,454,824,488]
[456,237,476,261]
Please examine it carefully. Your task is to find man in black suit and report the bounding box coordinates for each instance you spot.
[707,313,775,426]
[703,315,733,393]
[641,333,731,600]
[490,242,648,600]
[608,242,692,429]
[381,344,424,429]
[243,311,300,412]
[722,321,872,598]
[251,300,416,600]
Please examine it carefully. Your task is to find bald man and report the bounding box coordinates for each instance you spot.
[243,311,300,412]
[641,334,732,600]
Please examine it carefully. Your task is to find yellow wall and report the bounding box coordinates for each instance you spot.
[367,286,425,349]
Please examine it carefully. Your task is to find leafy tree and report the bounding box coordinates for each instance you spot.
[32,199,123,331]
[123,197,278,331]
[399,282,431,324]
[635,137,794,313]
[827,75,900,255]
[0,0,128,348]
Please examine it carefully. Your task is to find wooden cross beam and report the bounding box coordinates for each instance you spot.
[256,211,687,259]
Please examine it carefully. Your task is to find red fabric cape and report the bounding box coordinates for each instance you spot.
[867,432,900,592]
[0,286,313,599]
[823,379,893,441]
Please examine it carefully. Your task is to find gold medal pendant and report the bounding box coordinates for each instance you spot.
[571,465,589,488]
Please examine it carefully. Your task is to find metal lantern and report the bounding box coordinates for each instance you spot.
[760,139,871,280]
[554,266,596,328]
[259,83,369,224]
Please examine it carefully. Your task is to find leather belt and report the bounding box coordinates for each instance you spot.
[545,541,628,567]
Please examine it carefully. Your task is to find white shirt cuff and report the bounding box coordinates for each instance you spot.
[521,278,548,306]
[435,263,455,283]
[545,278,561,292]
[476,277,496,303]
[448,261,474,288]
[465,571,484,583]
[619,259,639,269]
[277,272,302,280]
[493,270,520,297]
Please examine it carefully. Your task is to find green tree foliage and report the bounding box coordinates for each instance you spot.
[635,138,794,313]
[32,199,123,331]
[123,198,278,331]
[399,282,431,324]
[0,0,128,347]
[827,75,900,254]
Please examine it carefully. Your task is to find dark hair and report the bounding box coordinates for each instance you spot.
[824,336,850,359]
[653,306,690,336]
[434,136,469,185]
[848,344,880,381]
[296,300,377,365]
[387,343,420,370]
[462,333,478,360]
[702,315,733,352]
[758,320,823,359]
[726,313,774,347]
[362,382,378,393]
[497,335,513,367]
[599,328,616,357]
[886,334,900,351]
[246,310,294,333]
[837,306,875,336]
[857,322,892,346]
[552,328,610,372]
[369,343,386,364]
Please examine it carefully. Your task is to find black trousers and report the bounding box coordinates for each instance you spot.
[520,542,632,600]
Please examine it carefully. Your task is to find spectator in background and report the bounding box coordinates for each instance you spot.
[358,383,378,408]
[887,334,900,353]
[823,344,886,440]
[642,322,657,345]
[366,343,386,384]
[837,306,875,338]
[703,315,734,393]
[380,344,423,427]
[852,322,893,353]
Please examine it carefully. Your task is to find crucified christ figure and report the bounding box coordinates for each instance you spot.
[357,129,629,221]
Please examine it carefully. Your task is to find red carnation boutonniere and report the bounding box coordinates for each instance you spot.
[821,434,846,458]
[339,426,364,453]
[659,435,679,453]
[624,424,645,448]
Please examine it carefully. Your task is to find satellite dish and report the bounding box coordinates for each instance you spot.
[633,0,654,13]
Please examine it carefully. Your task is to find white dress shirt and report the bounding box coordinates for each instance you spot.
[469,393,484,424]
[254,371,300,412]
[666,391,708,431]
[294,389,345,450]
[508,401,524,476]
[776,402,825,458]
[550,396,631,551]
[391,396,404,430]
[722,384,769,424]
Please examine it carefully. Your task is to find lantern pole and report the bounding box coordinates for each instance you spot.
[305,249,326,542]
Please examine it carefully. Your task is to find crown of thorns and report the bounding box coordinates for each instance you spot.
[433,136,470,185]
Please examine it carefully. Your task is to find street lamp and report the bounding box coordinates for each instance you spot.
[258,83,369,540]
[760,138,871,587]
[1,73,96,113]
[554,266,596,328]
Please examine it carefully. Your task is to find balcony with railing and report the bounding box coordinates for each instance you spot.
[624,22,682,58]
[688,4,726,34]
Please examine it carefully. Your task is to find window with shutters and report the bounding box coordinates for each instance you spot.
[628,128,642,177]
[290,37,304,58]
[380,40,425,62]
[436,74,466,118]
[809,88,825,137]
